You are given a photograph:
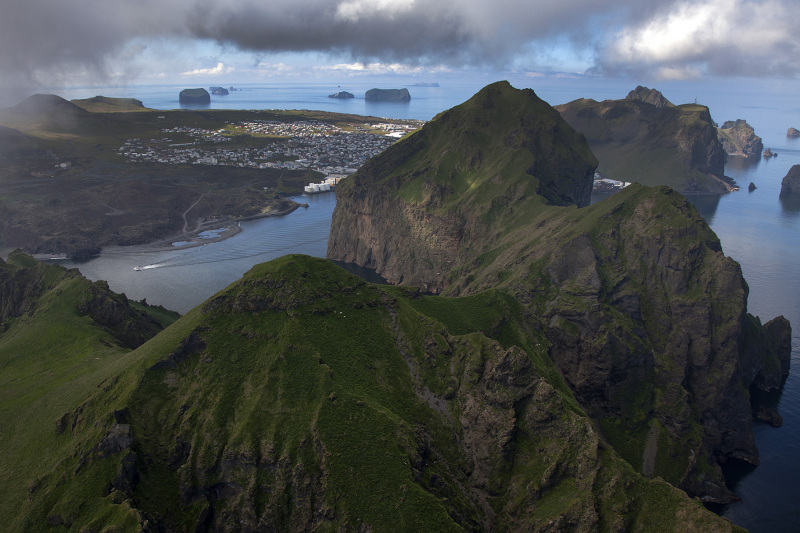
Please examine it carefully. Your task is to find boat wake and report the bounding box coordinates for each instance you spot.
[133,234,328,271]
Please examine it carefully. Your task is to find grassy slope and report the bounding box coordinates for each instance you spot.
[71,96,153,113]
[0,253,178,524]
[10,256,741,531]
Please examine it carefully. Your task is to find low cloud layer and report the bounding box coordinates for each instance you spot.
[2,0,799,93]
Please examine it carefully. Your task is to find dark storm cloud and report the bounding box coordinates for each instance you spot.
[1,0,799,95]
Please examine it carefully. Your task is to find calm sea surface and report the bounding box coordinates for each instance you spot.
[50,78,800,531]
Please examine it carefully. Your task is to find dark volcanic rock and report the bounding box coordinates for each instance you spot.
[179,88,210,105]
[718,119,764,159]
[749,181,757,191]
[364,88,410,102]
[781,164,800,194]
[328,91,354,99]
[625,86,675,108]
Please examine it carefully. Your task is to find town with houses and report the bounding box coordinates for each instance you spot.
[118,117,423,181]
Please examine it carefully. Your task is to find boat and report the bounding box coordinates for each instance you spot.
[133,265,144,271]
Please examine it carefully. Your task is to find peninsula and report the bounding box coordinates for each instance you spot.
[556,88,735,194]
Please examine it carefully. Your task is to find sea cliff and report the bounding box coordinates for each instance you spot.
[556,93,733,194]
[329,81,789,504]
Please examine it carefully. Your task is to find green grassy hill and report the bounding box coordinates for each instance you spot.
[8,255,741,532]
[71,96,152,113]
[0,251,178,526]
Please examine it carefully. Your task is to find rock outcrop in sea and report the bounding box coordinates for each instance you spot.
[781,164,800,194]
[179,88,210,105]
[328,91,354,99]
[788,127,800,137]
[717,119,764,159]
[364,88,410,102]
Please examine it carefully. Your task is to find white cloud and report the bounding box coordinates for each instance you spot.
[179,62,234,77]
[316,62,449,75]
[600,0,800,77]
[335,0,416,22]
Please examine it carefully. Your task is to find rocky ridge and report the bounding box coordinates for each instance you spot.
[329,81,790,504]
[626,86,675,108]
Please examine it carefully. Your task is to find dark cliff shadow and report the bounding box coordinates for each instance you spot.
[688,194,722,223]
[725,155,761,173]
[330,260,389,285]
[779,193,800,218]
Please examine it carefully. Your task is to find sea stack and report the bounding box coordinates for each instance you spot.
[179,88,210,105]
[781,164,800,194]
[788,127,800,137]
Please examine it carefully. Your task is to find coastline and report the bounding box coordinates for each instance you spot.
[31,200,308,260]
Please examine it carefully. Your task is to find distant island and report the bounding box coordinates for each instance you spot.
[365,88,410,102]
[788,127,800,137]
[409,82,439,87]
[209,86,229,96]
[179,88,210,105]
[328,91,354,99]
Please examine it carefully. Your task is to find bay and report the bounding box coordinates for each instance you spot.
[56,193,336,314]
[47,77,800,531]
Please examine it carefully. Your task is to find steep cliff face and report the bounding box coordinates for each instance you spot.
[328,83,788,503]
[717,119,764,159]
[328,81,596,292]
[555,97,732,194]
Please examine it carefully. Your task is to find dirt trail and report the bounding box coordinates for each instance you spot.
[182,191,209,233]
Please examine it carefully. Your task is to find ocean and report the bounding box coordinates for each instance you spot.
[50,77,800,531]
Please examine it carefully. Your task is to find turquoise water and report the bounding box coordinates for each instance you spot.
[50,78,800,531]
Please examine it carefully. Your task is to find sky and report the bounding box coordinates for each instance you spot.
[1,0,799,104]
